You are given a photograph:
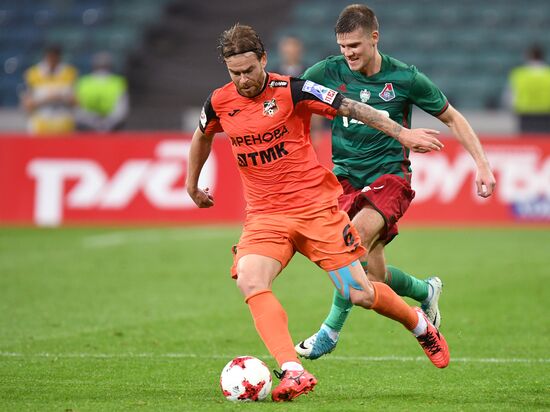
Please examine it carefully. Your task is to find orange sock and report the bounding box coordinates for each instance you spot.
[245,289,300,367]
[370,282,418,330]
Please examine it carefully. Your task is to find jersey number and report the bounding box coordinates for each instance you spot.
[342,110,390,128]
[343,224,355,246]
[342,116,364,127]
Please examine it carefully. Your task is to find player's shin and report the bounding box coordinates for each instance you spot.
[385,265,429,302]
[322,289,353,332]
[245,289,300,367]
[370,282,419,331]
[294,262,362,359]
[321,261,368,332]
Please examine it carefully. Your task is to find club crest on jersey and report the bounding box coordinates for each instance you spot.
[360,89,371,102]
[379,83,396,102]
[302,80,337,104]
[263,98,278,117]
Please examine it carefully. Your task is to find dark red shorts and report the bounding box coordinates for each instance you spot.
[338,174,415,244]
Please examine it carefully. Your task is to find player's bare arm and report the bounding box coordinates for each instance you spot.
[338,97,444,153]
[437,105,496,197]
[186,127,215,208]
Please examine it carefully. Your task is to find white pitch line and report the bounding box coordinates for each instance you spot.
[1,352,548,364]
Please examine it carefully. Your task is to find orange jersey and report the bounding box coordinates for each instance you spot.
[199,73,344,213]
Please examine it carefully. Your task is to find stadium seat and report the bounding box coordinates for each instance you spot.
[0,0,171,108]
[268,0,550,110]
[45,26,89,53]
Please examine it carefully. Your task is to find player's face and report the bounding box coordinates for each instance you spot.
[45,51,61,70]
[225,52,267,98]
[337,27,379,73]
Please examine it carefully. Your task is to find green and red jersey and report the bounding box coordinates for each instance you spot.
[302,53,448,188]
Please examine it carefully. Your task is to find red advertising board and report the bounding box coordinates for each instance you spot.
[0,133,549,226]
[0,133,245,226]
[405,137,550,225]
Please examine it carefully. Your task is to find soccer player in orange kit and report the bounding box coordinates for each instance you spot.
[187,24,449,402]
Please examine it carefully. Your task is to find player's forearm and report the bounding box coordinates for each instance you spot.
[446,111,491,169]
[186,128,214,191]
[338,97,404,139]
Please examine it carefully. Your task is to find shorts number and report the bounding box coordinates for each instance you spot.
[342,224,355,247]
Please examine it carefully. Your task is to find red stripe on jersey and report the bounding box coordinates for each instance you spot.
[433,100,450,117]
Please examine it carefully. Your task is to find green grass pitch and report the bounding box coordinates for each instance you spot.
[0,226,548,411]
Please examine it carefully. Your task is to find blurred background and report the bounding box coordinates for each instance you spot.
[0,0,549,226]
[0,0,549,132]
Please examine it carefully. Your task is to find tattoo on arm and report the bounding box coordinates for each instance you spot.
[338,98,403,138]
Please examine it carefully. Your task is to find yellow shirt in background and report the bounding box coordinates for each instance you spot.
[24,62,78,135]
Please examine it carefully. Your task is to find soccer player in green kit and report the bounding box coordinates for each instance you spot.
[296,4,496,359]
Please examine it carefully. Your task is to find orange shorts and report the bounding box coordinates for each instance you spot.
[230,204,366,278]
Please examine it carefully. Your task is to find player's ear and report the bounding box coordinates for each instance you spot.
[371,30,379,45]
[260,52,267,69]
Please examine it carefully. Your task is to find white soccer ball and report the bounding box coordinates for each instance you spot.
[220,356,272,401]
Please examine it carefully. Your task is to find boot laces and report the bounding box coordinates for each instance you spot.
[418,330,441,355]
[274,369,303,385]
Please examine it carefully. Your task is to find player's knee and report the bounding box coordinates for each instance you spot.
[235,267,270,297]
[329,262,369,303]
[349,284,375,308]
[236,273,261,296]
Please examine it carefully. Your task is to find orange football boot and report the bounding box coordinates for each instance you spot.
[271,369,317,402]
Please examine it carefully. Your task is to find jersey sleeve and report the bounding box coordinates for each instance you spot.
[409,69,449,116]
[290,78,344,119]
[301,59,328,84]
[199,92,224,134]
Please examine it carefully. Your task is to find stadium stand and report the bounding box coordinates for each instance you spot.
[123,0,296,129]
[268,0,550,110]
[0,0,549,128]
[0,0,170,107]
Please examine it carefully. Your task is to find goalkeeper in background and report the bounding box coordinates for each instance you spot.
[296,4,496,359]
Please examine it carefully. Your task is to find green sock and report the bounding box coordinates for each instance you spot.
[323,289,353,332]
[385,265,429,302]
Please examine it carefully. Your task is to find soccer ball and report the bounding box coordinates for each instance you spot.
[220,356,272,401]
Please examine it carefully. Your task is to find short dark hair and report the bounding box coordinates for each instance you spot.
[218,24,265,60]
[527,44,544,61]
[45,44,62,56]
[335,4,379,35]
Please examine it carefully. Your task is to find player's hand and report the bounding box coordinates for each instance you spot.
[187,186,215,208]
[476,165,496,198]
[398,128,443,153]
